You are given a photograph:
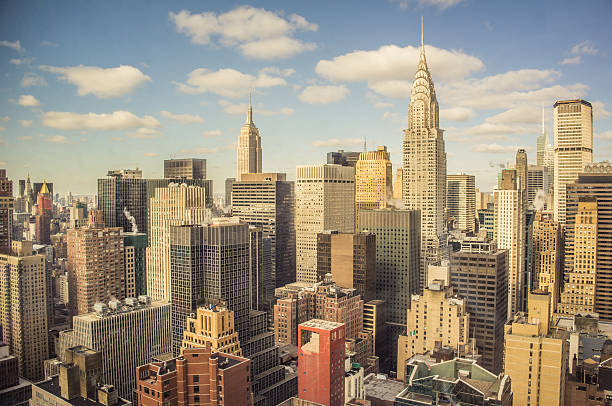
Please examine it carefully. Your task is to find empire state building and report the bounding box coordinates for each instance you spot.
[402,20,448,290]
[237,94,262,180]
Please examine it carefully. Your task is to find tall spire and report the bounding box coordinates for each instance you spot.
[246,90,253,125]
[420,16,426,62]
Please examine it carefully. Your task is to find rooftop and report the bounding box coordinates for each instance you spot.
[34,376,130,406]
[363,373,405,402]
[213,354,244,370]
[300,319,344,331]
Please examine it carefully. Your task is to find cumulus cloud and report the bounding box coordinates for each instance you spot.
[375,101,394,109]
[175,67,288,97]
[43,110,160,130]
[22,72,46,87]
[170,6,317,59]
[592,101,612,120]
[392,0,465,10]
[440,107,474,122]
[299,85,349,104]
[40,65,151,98]
[159,110,204,123]
[18,94,41,106]
[560,56,582,65]
[18,120,32,127]
[559,40,599,65]
[312,138,362,147]
[10,58,34,65]
[472,144,530,154]
[45,135,70,144]
[125,128,161,139]
[203,130,222,137]
[0,40,22,52]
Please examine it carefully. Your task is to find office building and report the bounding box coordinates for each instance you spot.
[0,241,48,381]
[392,167,402,200]
[475,188,492,210]
[395,358,512,405]
[248,226,273,313]
[163,158,206,179]
[450,238,508,374]
[237,95,262,180]
[66,226,124,315]
[477,207,494,240]
[35,180,52,245]
[554,99,593,224]
[181,305,242,355]
[355,146,392,220]
[402,25,447,289]
[0,169,13,254]
[123,232,147,297]
[224,177,235,208]
[563,162,612,320]
[316,231,376,301]
[58,297,171,401]
[69,201,88,228]
[32,346,130,406]
[295,164,355,284]
[231,172,295,289]
[298,320,345,406]
[446,174,476,233]
[363,300,386,368]
[0,342,31,406]
[146,184,210,301]
[327,150,360,167]
[33,181,54,204]
[494,168,526,319]
[527,165,548,209]
[136,346,252,406]
[504,291,567,406]
[531,211,562,313]
[396,281,471,381]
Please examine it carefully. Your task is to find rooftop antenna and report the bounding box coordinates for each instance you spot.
[363,137,367,152]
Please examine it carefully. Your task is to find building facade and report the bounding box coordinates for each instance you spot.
[0,169,13,254]
[355,146,392,222]
[163,158,206,179]
[531,211,562,313]
[446,174,476,233]
[237,96,262,180]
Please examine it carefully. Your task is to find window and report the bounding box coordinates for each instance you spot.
[194,375,199,383]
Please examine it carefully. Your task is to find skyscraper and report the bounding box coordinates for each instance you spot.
[554,99,593,224]
[237,94,262,180]
[327,150,360,167]
[181,305,242,355]
[66,226,125,315]
[402,21,447,288]
[225,177,236,208]
[35,180,52,245]
[527,165,548,208]
[123,232,147,297]
[355,146,392,222]
[0,169,13,253]
[231,172,295,289]
[531,211,562,313]
[163,158,206,179]
[537,107,548,167]
[446,174,476,233]
[295,164,355,284]
[146,184,210,301]
[0,241,48,382]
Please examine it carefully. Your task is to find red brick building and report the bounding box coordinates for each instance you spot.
[298,320,345,406]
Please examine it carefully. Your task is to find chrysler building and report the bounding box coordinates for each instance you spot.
[402,19,448,290]
[237,93,262,180]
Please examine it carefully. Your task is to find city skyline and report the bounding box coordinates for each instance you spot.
[1,1,611,196]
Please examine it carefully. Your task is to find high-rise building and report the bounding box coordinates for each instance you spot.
[225,177,235,208]
[58,297,171,401]
[358,209,420,371]
[123,232,147,297]
[504,291,568,406]
[0,169,13,254]
[363,300,386,368]
[237,95,262,180]
[450,238,508,374]
[475,188,492,211]
[564,162,612,320]
[33,182,54,204]
[531,211,562,313]
[527,165,549,209]
[231,173,295,289]
[396,280,471,380]
[477,207,494,240]
[392,167,402,200]
[35,180,52,244]
[0,241,48,381]
[355,146,392,220]
[554,99,593,224]
[295,164,355,284]
[0,342,32,406]
[401,22,447,288]
[181,305,242,355]
[559,198,597,315]
[146,184,210,301]
[537,107,548,168]
[298,320,345,406]
[136,346,252,406]
[66,226,125,315]
[494,168,526,319]
[327,150,360,167]
[446,174,476,233]
[163,158,206,179]
[316,231,376,301]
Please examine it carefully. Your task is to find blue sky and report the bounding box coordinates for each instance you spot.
[1,0,611,195]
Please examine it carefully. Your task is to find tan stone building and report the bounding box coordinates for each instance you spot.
[146,184,209,301]
[504,291,567,406]
[392,167,402,200]
[554,99,593,224]
[559,198,597,315]
[0,241,48,382]
[396,280,471,381]
[355,146,392,225]
[446,174,476,233]
[237,95,262,180]
[181,305,242,356]
[531,211,562,313]
[67,226,125,315]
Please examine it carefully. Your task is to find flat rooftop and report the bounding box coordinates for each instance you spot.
[300,319,344,331]
[363,373,405,402]
[35,376,130,406]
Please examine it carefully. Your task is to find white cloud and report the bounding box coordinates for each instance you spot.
[18,94,41,106]
[375,101,394,109]
[125,128,161,139]
[595,131,612,140]
[41,41,59,47]
[299,85,349,104]
[10,58,34,65]
[571,41,598,56]
[1,116,9,122]
[592,101,612,120]
[560,56,581,65]
[144,152,160,157]
[169,7,317,59]
[0,40,22,52]
[45,135,70,144]
[176,67,288,97]
[382,111,403,122]
[312,138,362,147]
[159,110,204,123]
[440,107,475,122]
[18,120,32,127]
[22,72,46,87]
[392,0,465,10]
[472,144,530,154]
[218,100,294,116]
[43,110,160,130]
[180,142,237,154]
[484,106,541,125]
[203,130,223,138]
[40,65,151,98]
[17,135,33,140]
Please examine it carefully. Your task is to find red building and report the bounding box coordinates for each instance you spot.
[136,345,253,406]
[298,319,345,406]
[35,180,52,245]
[0,169,13,254]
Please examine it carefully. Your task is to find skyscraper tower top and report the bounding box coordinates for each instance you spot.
[237,92,262,180]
